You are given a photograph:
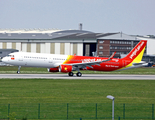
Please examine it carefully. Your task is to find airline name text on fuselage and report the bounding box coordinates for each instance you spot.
[82,58,104,63]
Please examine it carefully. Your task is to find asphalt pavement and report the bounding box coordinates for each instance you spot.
[0,74,155,80]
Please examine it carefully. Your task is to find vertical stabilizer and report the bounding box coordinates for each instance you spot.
[124,40,147,62]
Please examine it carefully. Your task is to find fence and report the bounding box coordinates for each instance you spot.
[0,103,154,119]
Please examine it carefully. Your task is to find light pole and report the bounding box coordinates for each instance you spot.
[107,95,115,120]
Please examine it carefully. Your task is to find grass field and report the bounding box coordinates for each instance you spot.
[0,79,155,104]
[0,66,155,74]
[0,67,155,119]
[0,79,155,119]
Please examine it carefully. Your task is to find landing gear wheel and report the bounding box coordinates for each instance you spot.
[68,72,74,76]
[17,71,20,74]
[76,72,82,77]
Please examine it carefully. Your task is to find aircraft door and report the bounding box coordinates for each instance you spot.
[49,58,53,63]
[19,56,23,61]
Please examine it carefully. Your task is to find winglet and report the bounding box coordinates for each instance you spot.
[109,52,116,59]
[100,52,116,63]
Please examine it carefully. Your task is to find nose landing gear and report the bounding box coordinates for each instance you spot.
[17,66,21,74]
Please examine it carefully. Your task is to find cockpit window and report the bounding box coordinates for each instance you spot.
[7,55,14,57]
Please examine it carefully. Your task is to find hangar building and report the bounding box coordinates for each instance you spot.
[0,29,145,58]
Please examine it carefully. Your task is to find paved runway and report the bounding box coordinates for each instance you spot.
[0,74,155,80]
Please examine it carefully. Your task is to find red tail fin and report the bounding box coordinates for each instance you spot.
[124,40,147,61]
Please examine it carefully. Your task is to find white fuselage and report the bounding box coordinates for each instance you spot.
[2,52,68,68]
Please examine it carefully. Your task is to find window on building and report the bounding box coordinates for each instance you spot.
[99,46,103,49]
[99,51,103,55]
[99,41,104,43]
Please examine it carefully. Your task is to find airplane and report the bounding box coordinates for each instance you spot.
[2,40,148,77]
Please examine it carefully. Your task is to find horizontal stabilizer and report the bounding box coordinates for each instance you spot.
[132,61,147,65]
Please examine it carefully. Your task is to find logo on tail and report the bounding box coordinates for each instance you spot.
[124,40,147,62]
[129,41,144,59]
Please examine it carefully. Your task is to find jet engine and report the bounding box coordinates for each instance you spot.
[47,67,59,72]
[59,65,72,73]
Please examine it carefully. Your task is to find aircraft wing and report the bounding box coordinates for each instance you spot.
[64,52,116,69]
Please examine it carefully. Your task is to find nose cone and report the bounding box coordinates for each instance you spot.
[1,57,7,63]
[1,57,4,62]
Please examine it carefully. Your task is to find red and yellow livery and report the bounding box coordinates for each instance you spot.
[2,40,147,77]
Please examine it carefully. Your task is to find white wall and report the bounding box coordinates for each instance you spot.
[0,42,84,56]
[7,43,12,49]
[55,43,60,54]
[137,37,155,55]
[65,43,70,55]
[31,43,36,53]
[0,43,2,49]
[45,43,50,54]
[22,43,27,52]
[70,43,73,55]
[147,39,155,55]
[40,43,45,53]
[77,43,83,56]
[16,43,21,52]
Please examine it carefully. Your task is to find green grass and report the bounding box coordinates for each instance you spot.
[0,79,155,104]
[0,66,155,74]
[0,79,155,119]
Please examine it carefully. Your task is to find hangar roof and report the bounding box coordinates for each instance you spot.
[98,32,139,41]
[0,29,119,40]
[0,28,61,33]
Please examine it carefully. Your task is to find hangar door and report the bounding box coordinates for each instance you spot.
[83,43,96,56]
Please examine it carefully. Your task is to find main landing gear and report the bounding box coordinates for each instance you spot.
[68,72,82,77]
[17,66,21,74]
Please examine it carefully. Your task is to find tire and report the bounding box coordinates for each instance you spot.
[76,72,82,77]
[68,72,74,76]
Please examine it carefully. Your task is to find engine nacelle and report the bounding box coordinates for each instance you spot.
[47,67,59,72]
[59,65,72,73]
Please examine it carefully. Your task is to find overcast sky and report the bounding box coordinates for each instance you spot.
[0,0,155,35]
